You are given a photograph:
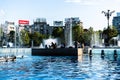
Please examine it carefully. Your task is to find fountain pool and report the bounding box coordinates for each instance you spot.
[0,53,120,80]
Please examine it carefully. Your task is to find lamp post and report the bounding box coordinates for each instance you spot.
[102,10,115,28]
[102,10,115,46]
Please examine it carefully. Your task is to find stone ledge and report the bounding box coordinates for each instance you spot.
[32,48,83,56]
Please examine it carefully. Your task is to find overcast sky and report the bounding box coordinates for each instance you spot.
[0,0,120,30]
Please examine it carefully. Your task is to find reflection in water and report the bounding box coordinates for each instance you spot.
[78,55,83,62]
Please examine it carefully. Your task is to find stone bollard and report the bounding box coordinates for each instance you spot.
[101,50,105,59]
[89,50,92,57]
[89,50,92,60]
[114,50,117,61]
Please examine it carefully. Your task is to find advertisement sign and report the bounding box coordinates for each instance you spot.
[18,20,29,25]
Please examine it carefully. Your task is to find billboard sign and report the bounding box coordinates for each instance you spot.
[18,20,29,25]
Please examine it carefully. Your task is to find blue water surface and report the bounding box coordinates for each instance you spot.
[0,53,120,80]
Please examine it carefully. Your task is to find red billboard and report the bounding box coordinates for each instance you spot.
[18,20,29,25]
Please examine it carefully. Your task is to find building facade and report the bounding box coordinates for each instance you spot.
[18,20,30,32]
[32,18,51,35]
[52,21,64,31]
[113,13,120,34]
[53,21,63,27]
[3,21,15,34]
[1,21,15,46]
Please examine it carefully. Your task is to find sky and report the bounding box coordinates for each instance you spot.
[0,0,120,30]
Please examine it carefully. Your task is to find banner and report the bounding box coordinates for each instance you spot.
[18,20,29,25]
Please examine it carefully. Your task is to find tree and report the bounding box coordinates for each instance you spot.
[20,30,30,46]
[73,24,84,43]
[0,27,2,47]
[85,27,94,46]
[88,27,94,39]
[52,27,64,42]
[83,29,90,46]
[29,31,46,46]
[0,27,3,40]
[72,25,80,41]
[72,24,94,46]
[8,31,15,43]
[33,32,41,46]
[103,26,118,46]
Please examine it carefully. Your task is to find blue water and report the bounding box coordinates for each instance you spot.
[0,54,120,80]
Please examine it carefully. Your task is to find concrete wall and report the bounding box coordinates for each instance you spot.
[0,48,83,56]
[32,48,83,56]
[0,48,31,56]
[78,48,83,56]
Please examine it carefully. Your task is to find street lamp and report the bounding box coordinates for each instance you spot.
[102,10,115,28]
[102,10,115,46]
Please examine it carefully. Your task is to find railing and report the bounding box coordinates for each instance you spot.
[0,48,31,57]
[88,48,120,61]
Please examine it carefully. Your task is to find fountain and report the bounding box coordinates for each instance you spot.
[69,18,73,47]
[91,32,103,47]
[39,43,44,48]
[39,36,59,48]
[65,18,73,47]
[32,36,81,56]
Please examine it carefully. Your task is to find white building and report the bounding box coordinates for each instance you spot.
[0,21,15,46]
[53,21,63,27]
[3,21,15,34]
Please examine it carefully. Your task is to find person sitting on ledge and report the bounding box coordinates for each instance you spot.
[45,45,48,49]
[51,42,57,49]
